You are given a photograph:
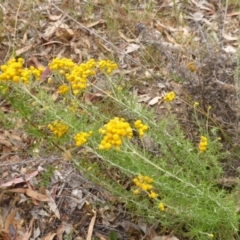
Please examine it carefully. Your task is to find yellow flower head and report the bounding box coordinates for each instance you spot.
[133,189,140,195]
[164,91,175,102]
[48,120,69,138]
[199,136,208,152]
[158,202,165,212]
[193,102,199,108]
[149,191,158,199]
[58,85,69,95]
[98,117,132,150]
[98,60,118,74]
[132,174,156,199]
[74,131,92,147]
[0,58,24,83]
[187,62,197,72]
[66,59,96,94]
[134,120,148,137]
[48,57,76,73]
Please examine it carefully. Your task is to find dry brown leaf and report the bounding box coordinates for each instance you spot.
[123,43,140,54]
[99,206,116,226]
[7,188,26,194]
[56,21,74,38]
[138,94,151,103]
[0,232,10,240]
[4,208,19,233]
[35,45,52,56]
[120,220,141,235]
[95,232,108,240]
[56,28,73,42]
[43,16,66,38]
[148,96,161,106]
[26,56,44,68]
[43,233,57,240]
[56,224,65,240]
[48,14,63,21]
[21,30,28,44]
[164,31,177,45]
[33,227,41,239]
[40,66,51,82]
[22,218,35,240]
[190,0,213,11]
[45,190,60,219]
[223,45,236,53]
[223,33,238,41]
[0,136,12,148]
[8,134,25,149]
[82,38,91,50]
[25,189,50,202]
[155,20,177,32]
[51,91,59,102]
[0,170,40,188]
[119,31,137,43]
[227,11,240,17]
[71,40,82,59]
[86,19,106,28]
[86,209,97,240]
[16,44,33,55]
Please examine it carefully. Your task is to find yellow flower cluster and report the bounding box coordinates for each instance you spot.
[98,117,133,150]
[66,59,96,95]
[0,58,24,82]
[48,57,76,74]
[48,120,69,138]
[74,131,92,147]
[58,85,69,95]
[0,58,43,84]
[199,136,208,152]
[98,60,118,74]
[133,174,158,199]
[158,202,165,212]
[187,61,197,72]
[134,120,148,137]
[48,58,118,95]
[133,175,166,212]
[164,91,175,102]
[193,101,199,108]
[208,233,214,238]
[133,174,153,191]
[21,66,44,83]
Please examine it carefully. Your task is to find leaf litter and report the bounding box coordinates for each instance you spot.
[0,0,240,239]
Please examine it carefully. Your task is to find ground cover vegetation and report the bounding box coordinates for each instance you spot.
[0,0,240,239]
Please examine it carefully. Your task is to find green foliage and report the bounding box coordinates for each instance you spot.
[109,231,118,240]
[39,165,58,187]
[0,57,239,240]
